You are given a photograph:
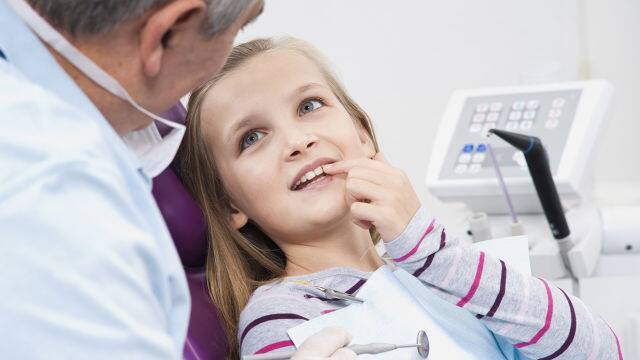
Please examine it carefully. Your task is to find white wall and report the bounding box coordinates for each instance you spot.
[236,0,638,207]
[586,0,639,184]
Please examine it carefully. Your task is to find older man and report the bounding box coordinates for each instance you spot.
[0,0,355,358]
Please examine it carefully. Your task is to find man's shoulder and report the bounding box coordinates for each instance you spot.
[0,64,117,183]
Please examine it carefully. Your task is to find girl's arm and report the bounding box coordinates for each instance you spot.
[384,205,623,360]
[238,295,312,356]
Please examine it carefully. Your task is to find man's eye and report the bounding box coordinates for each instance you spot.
[298,98,324,116]
[240,130,265,151]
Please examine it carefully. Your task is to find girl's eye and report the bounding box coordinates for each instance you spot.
[240,130,265,151]
[298,98,324,116]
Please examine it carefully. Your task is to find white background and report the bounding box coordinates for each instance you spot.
[236,0,639,207]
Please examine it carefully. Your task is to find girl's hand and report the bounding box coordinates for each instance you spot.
[323,153,421,242]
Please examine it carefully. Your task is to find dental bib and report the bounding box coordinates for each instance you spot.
[288,266,524,359]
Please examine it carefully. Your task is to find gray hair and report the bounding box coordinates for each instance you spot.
[27,0,255,37]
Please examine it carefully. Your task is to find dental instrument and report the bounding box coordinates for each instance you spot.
[489,129,575,278]
[314,286,364,303]
[242,330,430,360]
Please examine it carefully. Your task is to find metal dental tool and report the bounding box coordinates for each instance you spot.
[314,286,364,303]
[242,330,430,360]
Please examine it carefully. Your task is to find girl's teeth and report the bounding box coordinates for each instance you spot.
[294,165,328,190]
[305,170,316,181]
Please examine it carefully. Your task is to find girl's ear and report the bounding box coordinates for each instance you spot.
[230,203,249,230]
[357,122,376,158]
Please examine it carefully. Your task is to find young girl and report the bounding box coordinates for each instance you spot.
[178,37,622,359]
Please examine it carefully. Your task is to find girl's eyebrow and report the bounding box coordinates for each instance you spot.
[292,82,326,98]
[225,116,256,145]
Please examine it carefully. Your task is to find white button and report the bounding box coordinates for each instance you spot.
[512,101,526,110]
[454,164,468,174]
[506,121,519,130]
[469,123,483,132]
[472,113,486,123]
[486,112,500,122]
[476,103,489,113]
[548,108,562,118]
[482,123,496,135]
[545,119,559,129]
[472,153,486,163]
[523,110,536,120]
[552,97,566,107]
[526,100,540,109]
[458,153,472,163]
[490,102,503,112]
[469,164,482,174]
[509,111,522,121]
[520,120,533,130]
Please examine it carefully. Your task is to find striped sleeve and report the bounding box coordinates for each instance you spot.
[384,205,624,359]
[238,292,316,356]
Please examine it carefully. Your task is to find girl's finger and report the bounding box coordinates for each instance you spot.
[347,166,387,186]
[349,201,380,227]
[345,177,386,204]
[323,157,392,176]
[354,218,372,230]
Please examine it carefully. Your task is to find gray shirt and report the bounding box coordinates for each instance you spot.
[239,206,623,359]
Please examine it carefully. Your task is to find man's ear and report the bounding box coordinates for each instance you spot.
[139,0,206,77]
[356,122,377,158]
[230,203,249,230]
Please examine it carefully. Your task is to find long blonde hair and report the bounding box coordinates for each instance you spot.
[178,37,380,358]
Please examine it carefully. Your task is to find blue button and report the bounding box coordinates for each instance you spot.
[462,144,474,153]
[476,144,487,152]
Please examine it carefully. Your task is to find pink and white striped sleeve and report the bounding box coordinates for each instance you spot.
[384,206,623,359]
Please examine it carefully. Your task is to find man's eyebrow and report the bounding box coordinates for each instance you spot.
[243,0,264,28]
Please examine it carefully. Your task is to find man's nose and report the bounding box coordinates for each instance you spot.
[285,131,318,160]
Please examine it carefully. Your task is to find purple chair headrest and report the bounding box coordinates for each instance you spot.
[153,104,207,268]
[153,103,228,359]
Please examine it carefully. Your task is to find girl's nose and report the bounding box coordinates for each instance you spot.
[285,132,318,160]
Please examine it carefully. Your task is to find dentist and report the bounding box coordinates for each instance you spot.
[0,0,355,358]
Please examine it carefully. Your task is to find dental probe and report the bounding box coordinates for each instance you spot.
[242,330,430,360]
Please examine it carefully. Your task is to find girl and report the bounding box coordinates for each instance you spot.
[178,37,622,359]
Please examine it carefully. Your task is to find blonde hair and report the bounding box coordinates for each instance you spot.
[178,37,380,358]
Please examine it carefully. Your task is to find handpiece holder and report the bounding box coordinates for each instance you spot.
[489,129,575,277]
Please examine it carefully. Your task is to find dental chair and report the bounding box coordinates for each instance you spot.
[153,104,228,359]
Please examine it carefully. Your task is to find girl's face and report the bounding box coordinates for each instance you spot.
[200,50,375,244]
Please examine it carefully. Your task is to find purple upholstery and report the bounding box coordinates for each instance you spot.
[152,103,228,359]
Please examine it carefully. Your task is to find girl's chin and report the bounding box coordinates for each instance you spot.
[303,201,351,225]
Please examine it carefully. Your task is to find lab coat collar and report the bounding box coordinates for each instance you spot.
[0,0,149,185]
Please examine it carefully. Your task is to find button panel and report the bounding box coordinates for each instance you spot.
[444,88,582,180]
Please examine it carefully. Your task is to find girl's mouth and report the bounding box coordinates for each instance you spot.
[292,165,333,191]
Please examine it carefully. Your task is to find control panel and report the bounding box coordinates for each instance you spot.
[442,90,580,180]
[426,80,613,214]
